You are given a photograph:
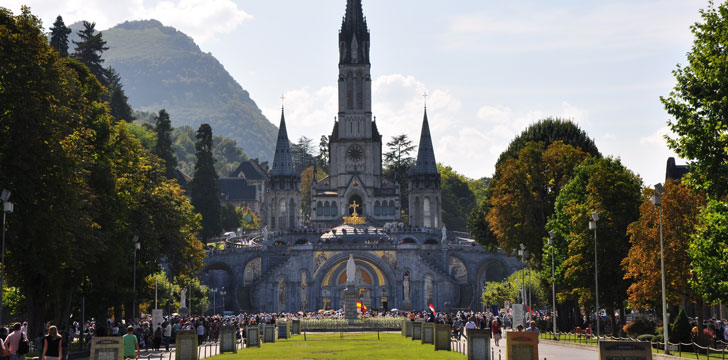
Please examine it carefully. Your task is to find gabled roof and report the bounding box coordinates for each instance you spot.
[230,160,267,180]
[218,177,257,202]
[410,108,438,175]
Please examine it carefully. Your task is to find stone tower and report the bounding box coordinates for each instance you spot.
[408,108,442,228]
[311,0,400,226]
[265,108,301,230]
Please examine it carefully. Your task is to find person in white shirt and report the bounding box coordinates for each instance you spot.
[163,322,172,352]
[196,324,205,344]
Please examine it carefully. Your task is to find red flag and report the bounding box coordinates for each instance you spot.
[362,303,367,311]
[525,304,534,315]
[356,301,362,308]
[429,303,436,313]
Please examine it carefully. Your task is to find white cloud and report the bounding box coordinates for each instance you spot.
[639,126,671,145]
[5,0,252,44]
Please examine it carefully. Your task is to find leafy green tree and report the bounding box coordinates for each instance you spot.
[547,157,642,335]
[237,206,261,230]
[439,165,476,231]
[317,135,329,172]
[72,21,109,86]
[384,134,416,214]
[174,274,209,315]
[488,141,589,265]
[496,118,600,169]
[688,199,728,304]
[661,2,728,200]
[291,136,316,171]
[143,271,180,314]
[467,194,499,251]
[152,109,178,179]
[190,123,222,242]
[481,269,545,308]
[220,203,241,231]
[49,15,71,57]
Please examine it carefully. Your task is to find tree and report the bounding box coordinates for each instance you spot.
[152,109,177,179]
[439,165,476,231]
[622,180,706,310]
[547,157,642,335]
[72,21,109,86]
[190,123,222,242]
[220,203,241,231]
[688,199,728,304]
[49,15,71,57]
[317,135,329,172]
[291,136,316,171]
[481,269,545,308]
[467,194,499,251]
[236,206,261,230]
[661,2,728,200]
[487,141,589,263]
[383,134,416,214]
[495,118,600,169]
[107,68,134,122]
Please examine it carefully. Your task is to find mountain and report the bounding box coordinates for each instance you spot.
[69,20,277,161]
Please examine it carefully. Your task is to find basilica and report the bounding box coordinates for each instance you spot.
[203,0,519,314]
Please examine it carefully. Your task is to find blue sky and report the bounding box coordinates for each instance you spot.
[6,0,711,186]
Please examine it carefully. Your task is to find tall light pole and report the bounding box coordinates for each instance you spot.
[589,211,600,339]
[652,183,670,354]
[518,243,527,322]
[0,189,13,327]
[220,288,227,314]
[210,288,218,315]
[548,231,558,340]
[132,235,140,320]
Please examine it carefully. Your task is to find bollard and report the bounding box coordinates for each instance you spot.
[304,331,306,341]
[377,330,380,340]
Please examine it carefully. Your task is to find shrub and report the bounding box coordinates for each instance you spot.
[669,309,691,344]
[623,318,655,338]
[636,334,655,342]
[535,319,550,331]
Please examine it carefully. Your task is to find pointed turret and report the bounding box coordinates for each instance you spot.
[339,0,370,65]
[410,108,438,175]
[271,108,294,176]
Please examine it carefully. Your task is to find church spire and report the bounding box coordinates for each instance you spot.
[271,108,294,176]
[339,0,370,65]
[411,108,438,175]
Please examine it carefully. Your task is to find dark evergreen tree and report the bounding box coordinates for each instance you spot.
[72,21,109,86]
[190,124,221,242]
[152,109,177,179]
[49,15,71,57]
[107,68,133,122]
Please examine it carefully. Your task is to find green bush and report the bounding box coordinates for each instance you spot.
[669,309,691,344]
[535,319,550,331]
[636,334,655,342]
[623,318,655,338]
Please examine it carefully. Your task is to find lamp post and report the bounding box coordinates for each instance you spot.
[220,288,227,314]
[518,243,527,323]
[652,183,670,354]
[0,189,13,328]
[589,211,600,339]
[132,235,140,320]
[548,230,558,340]
[210,288,218,315]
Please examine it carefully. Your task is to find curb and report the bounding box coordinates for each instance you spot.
[540,339,698,359]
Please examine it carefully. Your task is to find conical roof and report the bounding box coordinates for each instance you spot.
[410,108,438,175]
[271,108,295,176]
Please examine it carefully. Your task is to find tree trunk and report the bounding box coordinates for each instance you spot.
[27,297,45,345]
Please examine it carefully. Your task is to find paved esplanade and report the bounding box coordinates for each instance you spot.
[490,339,598,360]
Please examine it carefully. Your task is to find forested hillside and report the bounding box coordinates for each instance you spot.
[68,20,277,161]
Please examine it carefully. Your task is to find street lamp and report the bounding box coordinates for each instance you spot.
[652,183,670,354]
[220,288,227,314]
[0,189,13,327]
[589,211,600,339]
[132,235,140,320]
[548,230,558,340]
[518,243,527,322]
[210,288,218,315]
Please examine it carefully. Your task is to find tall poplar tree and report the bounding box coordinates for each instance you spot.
[190,124,221,242]
[152,109,177,179]
[49,15,71,57]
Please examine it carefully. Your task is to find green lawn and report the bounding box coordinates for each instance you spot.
[211,332,464,360]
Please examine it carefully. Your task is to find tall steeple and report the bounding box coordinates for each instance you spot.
[339,0,370,65]
[271,108,294,176]
[411,108,438,175]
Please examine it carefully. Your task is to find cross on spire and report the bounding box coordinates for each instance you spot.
[423,90,428,109]
[280,93,286,109]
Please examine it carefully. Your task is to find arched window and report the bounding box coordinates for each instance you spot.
[279,199,288,230]
[374,201,381,216]
[356,76,363,109]
[289,199,295,228]
[423,197,432,228]
[346,76,353,109]
[414,197,421,227]
[389,200,395,216]
[324,201,331,217]
[332,202,338,216]
[434,197,440,227]
[316,201,323,217]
